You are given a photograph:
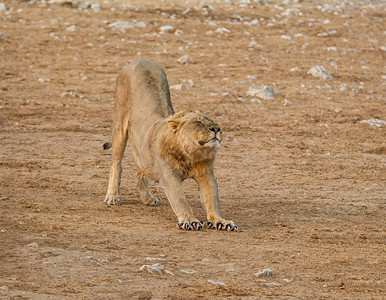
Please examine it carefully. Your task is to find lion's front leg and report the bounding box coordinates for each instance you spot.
[195,173,238,231]
[160,171,203,230]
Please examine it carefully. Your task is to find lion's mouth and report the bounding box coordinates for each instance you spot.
[199,137,220,146]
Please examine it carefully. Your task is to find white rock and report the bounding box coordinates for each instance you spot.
[0,3,7,11]
[187,79,195,87]
[335,108,343,114]
[27,242,39,248]
[360,119,386,128]
[208,280,226,286]
[146,257,166,261]
[327,46,338,51]
[284,99,293,106]
[177,55,190,64]
[160,25,174,32]
[307,66,333,79]
[66,25,78,32]
[246,86,276,100]
[78,1,92,9]
[215,27,230,34]
[290,67,300,72]
[339,83,347,91]
[91,3,101,12]
[264,282,283,287]
[180,269,199,274]
[380,46,386,52]
[174,29,183,36]
[250,98,262,103]
[139,263,165,275]
[281,35,292,41]
[108,20,146,31]
[283,278,292,283]
[255,268,275,277]
[170,84,184,91]
[164,270,175,276]
[38,78,50,83]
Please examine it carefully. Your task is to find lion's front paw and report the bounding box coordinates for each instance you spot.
[207,220,238,231]
[177,221,204,231]
[104,194,122,205]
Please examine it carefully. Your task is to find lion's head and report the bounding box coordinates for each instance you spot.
[165,110,222,163]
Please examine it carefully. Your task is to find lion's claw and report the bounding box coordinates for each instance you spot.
[207,221,238,231]
[177,221,203,231]
[104,194,122,205]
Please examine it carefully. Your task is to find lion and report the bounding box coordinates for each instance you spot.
[104,59,237,231]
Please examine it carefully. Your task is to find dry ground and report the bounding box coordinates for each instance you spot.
[0,0,385,299]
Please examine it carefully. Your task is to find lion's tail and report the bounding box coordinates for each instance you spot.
[103,142,112,150]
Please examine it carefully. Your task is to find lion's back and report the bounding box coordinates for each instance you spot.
[116,60,174,123]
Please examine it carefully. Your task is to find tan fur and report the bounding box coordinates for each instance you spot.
[104,59,237,231]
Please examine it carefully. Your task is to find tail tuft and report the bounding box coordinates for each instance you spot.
[103,142,112,150]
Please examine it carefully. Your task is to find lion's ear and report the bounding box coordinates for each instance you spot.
[168,120,180,133]
[168,111,191,133]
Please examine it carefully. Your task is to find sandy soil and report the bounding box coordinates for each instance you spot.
[0,0,385,299]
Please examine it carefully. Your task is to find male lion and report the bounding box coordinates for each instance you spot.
[104,59,237,231]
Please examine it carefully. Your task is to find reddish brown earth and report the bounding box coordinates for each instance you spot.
[0,0,385,299]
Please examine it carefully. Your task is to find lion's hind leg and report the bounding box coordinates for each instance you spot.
[104,114,129,205]
[137,173,160,206]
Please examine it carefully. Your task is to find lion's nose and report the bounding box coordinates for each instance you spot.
[210,127,220,133]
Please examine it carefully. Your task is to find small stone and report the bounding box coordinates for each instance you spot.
[38,78,50,83]
[307,66,333,79]
[281,35,292,41]
[215,27,231,34]
[174,29,183,36]
[177,55,190,64]
[108,20,146,31]
[360,119,386,128]
[187,79,195,87]
[335,108,342,114]
[78,1,92,9]
[246,86,276,100]
[66,25,78,32]
[180,269,199,274]
[91,3,101,12]
[170,84,184,91]
[339,83,347,91]
[27,242,39,249]
[0,3,7,11]
[139,263,165,275]
[160,25,174,33]
[255,268,275,277]
[380,46,386,52]
[284,99,293,106]
[208,280,226,286]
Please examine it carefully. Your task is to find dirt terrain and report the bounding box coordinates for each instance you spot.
[0,0,385,299]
